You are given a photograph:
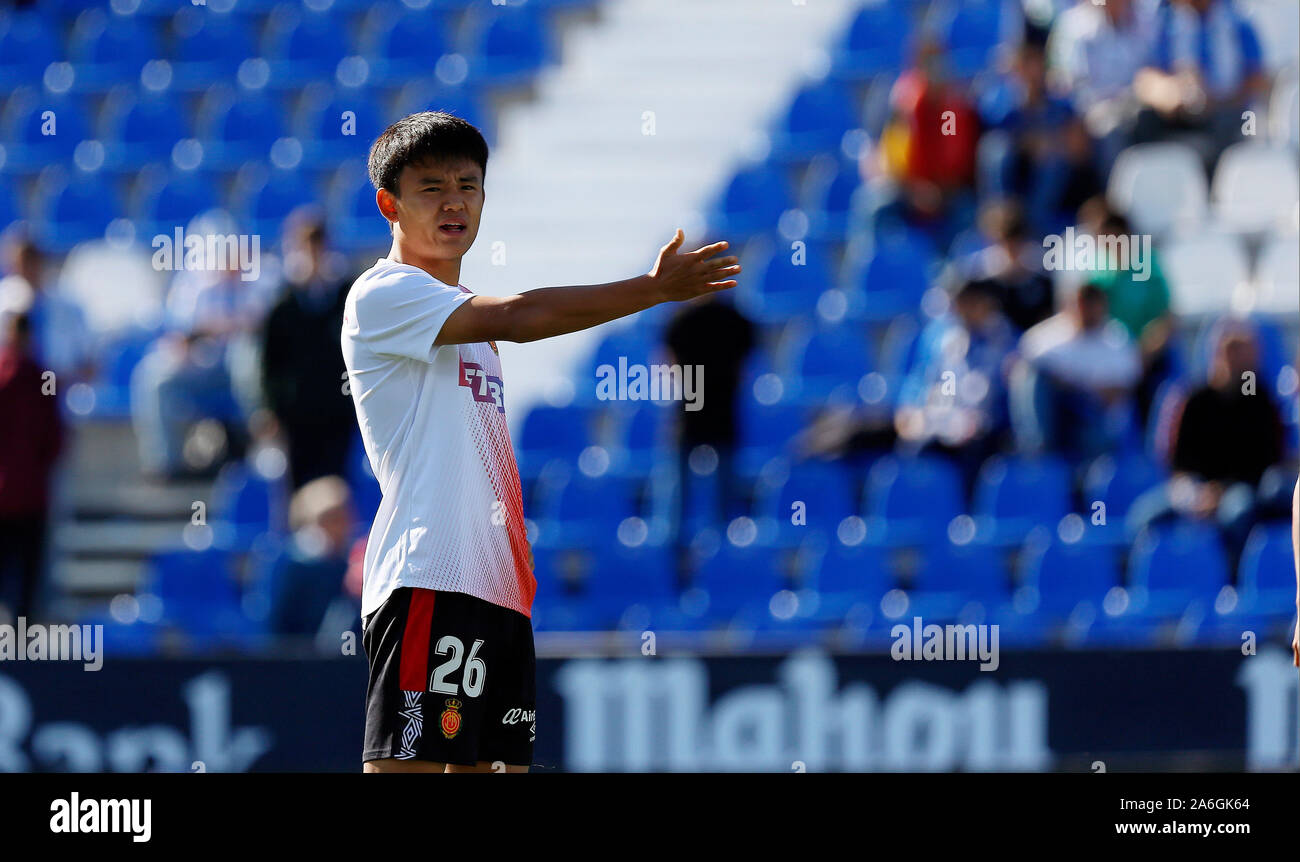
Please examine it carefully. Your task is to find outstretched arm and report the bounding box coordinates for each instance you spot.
[434,230,740,346]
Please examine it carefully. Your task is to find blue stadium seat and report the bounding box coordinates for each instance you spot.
[710,163,794,239]
[32,168,121,251]
[131,168,220,238]
[141,547,243,635]
[0,186,19,235]
[750,241,834,323]
[295,86,387,167]
[973,455,1072,545]
[461,5,551,87]
[517,404,593,480]
[863,455,965,545]
[790,323,873,400]
[99,91,188,168]
[736,400,806,476]
[91,327,158,417]
[1018,531,1121,619]
[1128,523,1230,617]
[194,89,288,168]
[358,7,451,83]
[610,402,671,478]
[692,541,789,618]
[534,471,636,547]
[831,1,912,82]
[261,6,352,86]
[909,538,1008,620]
[235,167,318,240]
[1236,523,1297,613]
[327,162,393,253]
[934,0,1004,78]
[390,82,493,146]
[584,542,676,628]
[754,460,857,543]
[1081,452,1166,541]
[75,613,162,656]
[769,79,859,164]
[170,7,257,90]
[851,228,936,321]
[345,429,381,526]
[211,461,286,548]
[67,8,162,89]
[804,157,861,241]
[809,541,893,617]
[0,13,61,85]
[1,90,93,170]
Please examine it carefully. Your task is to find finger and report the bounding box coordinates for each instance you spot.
[706,279,738,290]
[707,265,742,277]
[663,229,685,252]
[704,255,740,269]
[691,240,729,260]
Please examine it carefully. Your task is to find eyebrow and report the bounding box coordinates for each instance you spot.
[417,174,480,184]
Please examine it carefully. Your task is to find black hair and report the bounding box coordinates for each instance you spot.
[368,111,489,196]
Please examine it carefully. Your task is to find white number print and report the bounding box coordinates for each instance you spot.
[429,636,487,697]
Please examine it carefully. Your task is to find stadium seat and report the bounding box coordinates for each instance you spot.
[75,613,162,656]
[534,471,637,547]
[802,156,862,242]
[710,163,794,239]
[140,547,244,635]
[788,323,873,401]
[99,91,188,168]
[211,461,286,548]
[327,162,394,253]
[1127,523,1230,617]
[1161,231,1250,315]
[972,455,1072,546]
[862,455,965,546]
[194,88,288,168]
[0,13,60,86]
[692,540,790,618]
[32,167,121,251]
[170,6,257,90]
[461,4,551,87]
[908,537,1009,621]
[1,89,93,170]
[358,6,451,84]
[934,0,1004,77]
[261,5,352,86]
[753,459,857,543]
[1251,233,1300,314]
[609,402,671,478]
[831,0,911,82]
[1107,143,1207,236]
[67,7,161,89]
[234,167,319,240]
[1081,452,1166,536]
[735,399,806,476]
[294,85,387,168]
[131,167,220,239]
[1236,522,1298,613]
[518,404,593,480]
[809,541,893,618]
[1018,530,1121,619]
[391,82,493,145]
[746,240,835,323]
[584,542,676,628]
[769,79,860,164]
[850,227,936,321]
[1211,142,1300,234]
[345,430,381,526]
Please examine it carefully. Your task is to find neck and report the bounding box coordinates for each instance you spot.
[387,238,460,288]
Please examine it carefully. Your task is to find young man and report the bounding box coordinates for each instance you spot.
[342,112,740,772]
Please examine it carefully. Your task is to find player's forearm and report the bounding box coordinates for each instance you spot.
[503,275,664,343]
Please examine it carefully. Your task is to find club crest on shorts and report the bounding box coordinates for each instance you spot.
[440,698,463,739]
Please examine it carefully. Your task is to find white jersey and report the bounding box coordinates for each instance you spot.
[341,258,535,619]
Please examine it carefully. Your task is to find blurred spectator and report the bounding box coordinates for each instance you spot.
[260,212,355,489]
[0,234,94,384]
[1010,281,1141,460]
[0,310,64,619]
[895,277,1017,494]
[131,212,272,478]
[267,476,357,638]
[663,293,755,572]
[1048,0,1154,170]
[1076,202,1176,425]
[1128,319,1287,556]
[865,38,980,252]
[963,198,1056,332]
[978,28,1103,234]
[1133,0,1266,167]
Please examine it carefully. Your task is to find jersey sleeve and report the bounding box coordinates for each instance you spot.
[350,269,472,362]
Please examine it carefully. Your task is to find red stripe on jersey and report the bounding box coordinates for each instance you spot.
[398,589,436,692]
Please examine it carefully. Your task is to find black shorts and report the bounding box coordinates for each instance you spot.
[361,588,535,767]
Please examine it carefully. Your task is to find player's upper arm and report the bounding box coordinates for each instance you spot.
[348,271,471,362]
[433,293,521,346]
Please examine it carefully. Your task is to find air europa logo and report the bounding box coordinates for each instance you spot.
[459,356,504,412]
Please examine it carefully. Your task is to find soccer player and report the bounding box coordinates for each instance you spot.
[343,112,740,772]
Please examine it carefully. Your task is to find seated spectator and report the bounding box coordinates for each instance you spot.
[978,27,1103,234]
[861,37,980,253]
[131,211,273,478]
[0,310,64,620]
[1133,0,1267,168]
[895,277,1017,494]
[1076,202,1176,426]
[260,209,356,489]
[1010,281,1141,461]
[0,233,94,386]
[1048,0,1154,171]
[1129,319,1289,559]
[267,476,358,640]
[962,198,1056,333]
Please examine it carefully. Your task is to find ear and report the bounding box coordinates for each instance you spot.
[376,188,399,225]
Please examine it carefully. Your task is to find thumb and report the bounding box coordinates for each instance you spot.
[663,229,684,253]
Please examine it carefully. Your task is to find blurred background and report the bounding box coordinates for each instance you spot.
[0,0,1297,772]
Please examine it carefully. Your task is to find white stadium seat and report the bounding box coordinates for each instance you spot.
[1108,143,1207,237]
[1161,231,1251,316]
[1211,142,1300,234]
[1251,233,1300,314]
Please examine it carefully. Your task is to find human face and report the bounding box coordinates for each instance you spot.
[379,157,484,279]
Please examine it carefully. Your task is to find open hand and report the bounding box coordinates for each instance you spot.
[647,229,741,302]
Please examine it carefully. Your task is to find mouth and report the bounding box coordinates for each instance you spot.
[438,221,467,235]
